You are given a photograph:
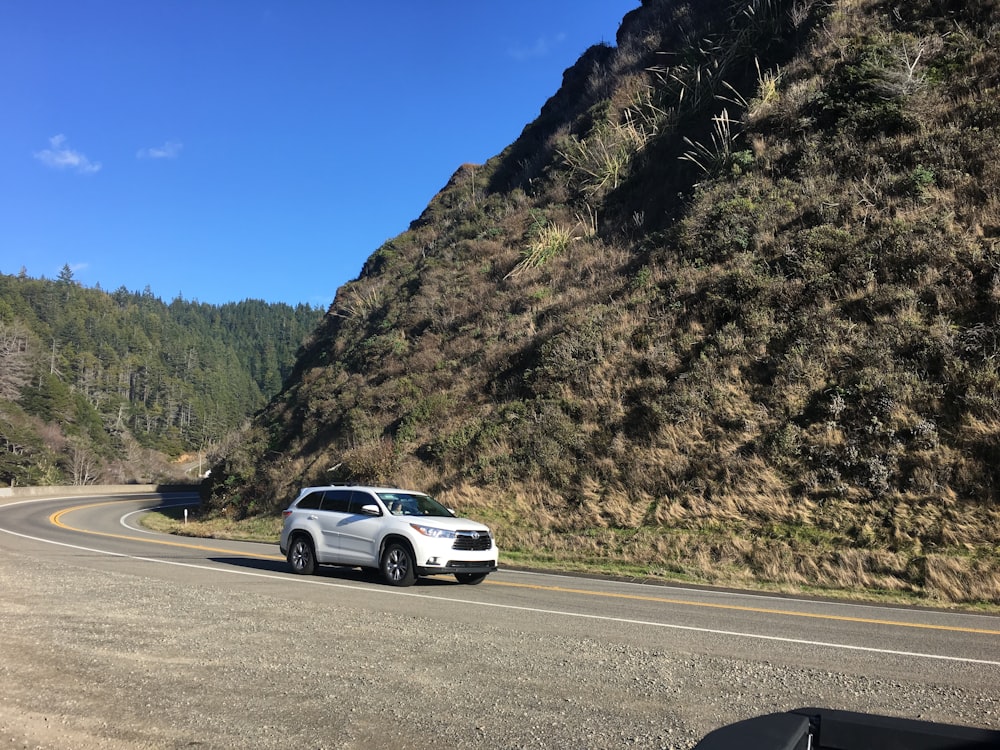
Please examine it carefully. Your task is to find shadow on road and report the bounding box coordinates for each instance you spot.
[207,557,460,587]
[208,557,288,574]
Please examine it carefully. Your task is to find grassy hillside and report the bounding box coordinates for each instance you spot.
[205,0,1000,604]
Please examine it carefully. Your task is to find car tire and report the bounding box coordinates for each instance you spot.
[380,542,416,587]
[455,572,488,585]
[287,535,316,575]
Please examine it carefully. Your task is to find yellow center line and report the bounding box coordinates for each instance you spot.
[52,501,1000,637]
[50,500,283,561]
[485,582,1000,636]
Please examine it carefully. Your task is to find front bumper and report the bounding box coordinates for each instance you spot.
[416,559,498,577]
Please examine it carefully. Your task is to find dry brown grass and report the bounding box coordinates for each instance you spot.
[204,0,1000,611]
[924,555,1000,604]
[437,477,999,606]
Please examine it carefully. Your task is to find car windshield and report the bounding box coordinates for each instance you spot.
[378,492,454,517]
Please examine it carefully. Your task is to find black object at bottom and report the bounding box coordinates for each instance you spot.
[692,707,1000,750]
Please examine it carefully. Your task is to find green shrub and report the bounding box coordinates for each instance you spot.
[506,215,576,278]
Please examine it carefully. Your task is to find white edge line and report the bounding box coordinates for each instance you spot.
[1,521,998,669]
[506,568,1000,623]
[120,499,196,534]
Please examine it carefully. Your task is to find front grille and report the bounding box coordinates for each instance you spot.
[451,530,492,551]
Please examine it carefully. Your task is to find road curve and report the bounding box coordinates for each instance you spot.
[1,490,997,749]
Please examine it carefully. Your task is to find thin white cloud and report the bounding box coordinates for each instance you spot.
[508,32,567,62]
[34,134,102,174]
[137,140,183,159]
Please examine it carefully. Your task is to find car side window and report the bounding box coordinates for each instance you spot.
[320,489,352,513]
[296,491,322,510]
[348,491,380,515]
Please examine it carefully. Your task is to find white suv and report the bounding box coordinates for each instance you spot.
[279,485,498,586]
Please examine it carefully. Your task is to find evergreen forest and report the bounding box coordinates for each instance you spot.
[0,267,322,486]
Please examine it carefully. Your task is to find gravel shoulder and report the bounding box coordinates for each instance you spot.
[1,541,998,749]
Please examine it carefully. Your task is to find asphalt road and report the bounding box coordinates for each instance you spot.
[1,490,998,749]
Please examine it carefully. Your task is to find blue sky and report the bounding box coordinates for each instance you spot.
[1,1,639,307]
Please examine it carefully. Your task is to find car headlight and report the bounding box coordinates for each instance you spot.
[410,523,457,539]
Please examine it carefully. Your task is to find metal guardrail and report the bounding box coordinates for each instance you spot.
[0,484,199,500]
[692,708,1000,750]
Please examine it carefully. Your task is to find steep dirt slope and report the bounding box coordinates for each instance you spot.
[206,0,1000,603]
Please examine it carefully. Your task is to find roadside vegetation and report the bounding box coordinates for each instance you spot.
[72,0,1000,607]
[142,507,282,544]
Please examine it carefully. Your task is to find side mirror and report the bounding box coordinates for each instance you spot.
[361,504,381,516]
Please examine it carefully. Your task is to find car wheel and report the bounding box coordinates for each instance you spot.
[287,536,316,575]
[380,542,416,587]
[456,572,488,585]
